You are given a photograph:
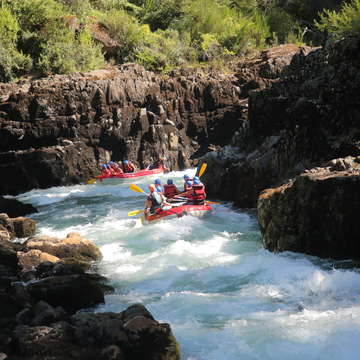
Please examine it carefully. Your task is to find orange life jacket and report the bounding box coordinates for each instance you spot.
[164,184,178,198]
[192,183,206,202]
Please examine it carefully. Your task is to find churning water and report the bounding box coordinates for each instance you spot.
[16,169,360,360]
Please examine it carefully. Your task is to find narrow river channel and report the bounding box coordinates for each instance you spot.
[16,169,360,360]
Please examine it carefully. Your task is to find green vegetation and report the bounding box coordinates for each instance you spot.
[0,0,353,81]
[316,0,360,39]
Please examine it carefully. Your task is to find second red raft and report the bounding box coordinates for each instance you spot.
[96,166,164,182]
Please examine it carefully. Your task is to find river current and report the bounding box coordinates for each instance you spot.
[16,169,360,360]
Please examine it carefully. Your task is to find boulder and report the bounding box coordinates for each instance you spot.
[12,304,180,360]
[12,217,36,238]
[0,214,14,238]
[26,274,105,313]
[25,232,102,262]
[258,156,360,259]
[18,250,59,271]
[0,226,10,242]
[0,197,37,217]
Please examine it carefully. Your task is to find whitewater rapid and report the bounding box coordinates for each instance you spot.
[16,169,360,360]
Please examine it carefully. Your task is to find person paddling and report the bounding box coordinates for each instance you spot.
[163,179,180,199]
[148,157,170,172]
[144,184,170,215]
[154,178,164,193]
[189,176,206,205]
[123,160,135,173]
[183,174,193,192]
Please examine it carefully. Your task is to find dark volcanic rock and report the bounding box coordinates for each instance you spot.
[0,65,246,195]
[258,156,360,259]
[26,274,105,313]
[12,304,180,360]
[0,197,37,217]
[203,37,360,208]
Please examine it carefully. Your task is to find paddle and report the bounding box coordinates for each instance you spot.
[129,184,147,195]
[128,209,143,216]
[198,162,207,178]
[206,200,220,205]
[86,178,97,185]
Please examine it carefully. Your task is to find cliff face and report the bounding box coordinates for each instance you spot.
[203,37,360,208]
[0,65,246,195]
[258,157,360,259]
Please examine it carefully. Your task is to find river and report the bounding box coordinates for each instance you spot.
[16,169,360,360]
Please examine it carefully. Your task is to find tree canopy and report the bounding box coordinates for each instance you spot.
[0,0,353,81]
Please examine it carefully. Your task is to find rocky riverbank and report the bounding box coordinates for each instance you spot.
[202,36,360,259]
[0,212,180,360]
[258,156,360,259]
[1,37,359,260]
[0,64,246,195]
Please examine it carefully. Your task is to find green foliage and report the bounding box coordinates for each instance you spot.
[135,28,195,70]
[316,0,360,39]
[266,6,295,43]
[6,0,64,31]
[0,0,356,81]
[0,7,32,81]
[38,22,105,75]
[0,6,20,45]
[276,0,344,23]
[99,9,144,62]
[139,0,184,31]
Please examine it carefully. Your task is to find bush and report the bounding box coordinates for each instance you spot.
[140,0,184,31]
[316,0,360,39]
[135,28,195,70]
[0,7,32,82]
[99,9,144,62]
[266,6,296,43]
[38,22,105,75]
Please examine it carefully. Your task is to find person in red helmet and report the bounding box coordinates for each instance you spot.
[163,179,180,199]
[144,184,170,215]
[123,160,135,173]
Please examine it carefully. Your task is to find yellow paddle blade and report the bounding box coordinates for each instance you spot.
[87,179,97,185]
[198,162,207,178]
[129,184,146,194]
[206,200,220,205]
[128,209,143,216]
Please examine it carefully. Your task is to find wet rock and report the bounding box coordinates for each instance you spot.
[13,323,75,359]
[0,226,10,242]
[12,217,36,238]
[258,156,360,259]
[25,232,102,262]
[12,304,179,360]
[0,214,14,238]
[27,274,105,313]
[0,64,245,195]
[0,197,37,217]
[18,250,59,271]
[204,37,360,209]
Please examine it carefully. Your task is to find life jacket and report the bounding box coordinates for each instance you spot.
[123,163,135,173]
[164,184,178,198]
[192,183,206,203]
[148,192,163,213]
[184,180,193,192]
[155,185,163,193]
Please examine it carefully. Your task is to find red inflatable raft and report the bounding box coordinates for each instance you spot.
[141,203,213,224]
[96,166,164,182]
